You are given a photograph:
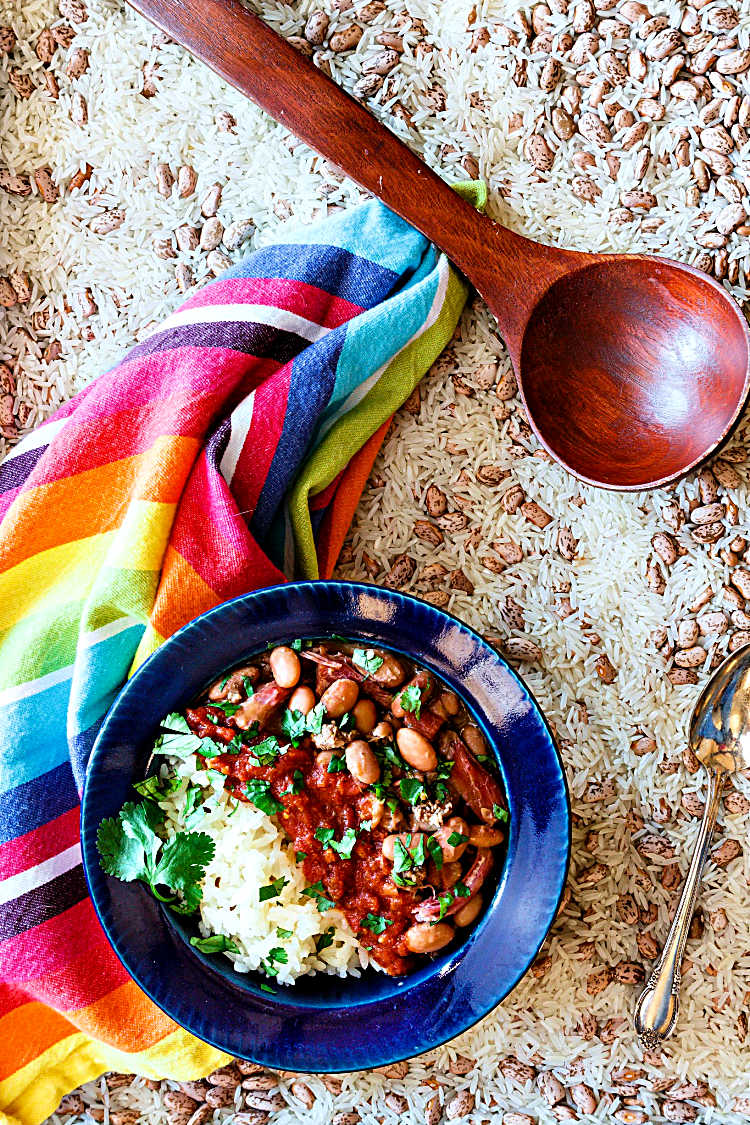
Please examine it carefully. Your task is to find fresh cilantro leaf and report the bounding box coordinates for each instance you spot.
[133,774,180,802]
[259,876,288,901]
[434,783,448,803]
[281,708,308,746]
[315,826,336,848]
[155,713,204,759]
[331,827,358,860]
[97,813,150,882]
[327,754,347,773]
[219,673,231,690]
[360,819,373,831]
[244,779,283,816]
[426,835,444,870]
[392,838,413,875]
[411,834,427,866]
[437,890,454,920]
[352,648,384,676]
[183,783,206,827]
[268,946,289,965]
[276,927,293,939]
[214,700,241,717]
[338,711,354,731]
[361,912,392,935]
[447,831,469,848]
[398,684,422,718]
[170,883,203,914]
[281,769,304,796]
[154,831,215,904]
[263,959,278,977]
[382,743,407,770]
[190,933,239,954]
[454,881,471,898]
[248,735,281,766]
[260,982,276,994]
[386,796,400,814]
[302,881,336,912]
[493,803,509,824]
[436,760,454,779]
[242,676,255,697]
[305,702,325,734]
[291,638,303,651]
[314,926,335,952]
[295,850,307,863]
[197,739,225,759]
[476,753,492,765]
[399,777,427,805]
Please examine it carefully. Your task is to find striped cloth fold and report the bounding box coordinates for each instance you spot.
[0,193,478,1125]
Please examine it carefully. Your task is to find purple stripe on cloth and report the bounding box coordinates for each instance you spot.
[0,444,48,495]
[124,322,311,366]
[0,864,87,943]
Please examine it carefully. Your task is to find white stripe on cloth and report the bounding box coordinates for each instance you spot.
[219,390,256,486]
[0,615,142,710]
[0,842,81,905]
[315,255,451,445]
[155,304,332,344]
[2,416,69,463]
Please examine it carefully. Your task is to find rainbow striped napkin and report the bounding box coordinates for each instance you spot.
[0,192,479,1125]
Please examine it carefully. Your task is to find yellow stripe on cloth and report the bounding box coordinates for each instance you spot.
[0,1030,228,1125]
[0,536,114,633]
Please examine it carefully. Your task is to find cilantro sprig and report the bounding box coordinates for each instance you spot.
[302,881,336,912]
[493,803,509,824]
[190,933,239,954]
[315,825,359,859]
[352,648,384,676]
[244,779,284,816]
[97,801,214,914]
[362,912,392,935]
[398,684,422,718]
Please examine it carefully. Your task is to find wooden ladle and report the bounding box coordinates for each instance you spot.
[129,0,750,490]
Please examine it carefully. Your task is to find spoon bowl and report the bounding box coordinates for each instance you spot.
[517,256,750,489]
[126,0,750,491]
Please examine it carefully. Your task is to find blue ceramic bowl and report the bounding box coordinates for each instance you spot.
[81,581,570,1071]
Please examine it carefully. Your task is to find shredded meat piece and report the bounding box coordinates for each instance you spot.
[409,797,455,832]
[312,722,348,751]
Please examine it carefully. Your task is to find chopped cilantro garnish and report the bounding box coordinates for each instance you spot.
[332,827,358,859]
[426,834,444,870]
[133,773,180,802]
[315,926,335,952]
[315,826,336,848]
[248,735,281,766]
[382,742,408,770]
[190,933,239,954]
[392,838,413,874]
[493,803,509,823]
[476,753,492,765]
[281,769,304,796]
[276,927,293,939]
[295,850,307,863]
[447,831,469,848]
[338,711,355,731]
[259,876,288,902]
[305,702,326,734]
[302,881,336,912]
[218,673,231,690]
[244,779,283,816]
[242,676,255,696]
[362,912,393,934]
[399,777,427,805]
[96,800,214,913]
[437,890,454,920]
[454,880,471,897]
[154,713,204,759]
[291,638,303,651]
[327,754,347,773]
[267,946,288,965]
[352,648,384,676]
[216,701,242,717]
[260,982,276,994]
[436,760,454,779]
[281,708,308,746]
[183,783,208,828]
[360,819,373,831]
[398,684,422,718]
[411,834,427,866]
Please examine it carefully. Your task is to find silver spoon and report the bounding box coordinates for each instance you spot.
[635,644,750,1046]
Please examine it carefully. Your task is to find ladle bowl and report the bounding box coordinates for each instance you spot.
[127,0,750,491]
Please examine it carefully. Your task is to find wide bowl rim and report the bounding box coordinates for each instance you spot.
[81,579,571,1070]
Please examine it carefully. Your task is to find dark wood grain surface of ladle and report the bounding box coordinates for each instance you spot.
[127,0,750,490]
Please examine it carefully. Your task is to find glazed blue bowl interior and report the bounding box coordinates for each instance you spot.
[81,581,570,1070]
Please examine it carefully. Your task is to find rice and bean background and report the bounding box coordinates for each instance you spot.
[4,0,750,1119]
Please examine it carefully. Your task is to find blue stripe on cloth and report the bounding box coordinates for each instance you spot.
[124,321,311,366]
[0,444,47,496]
[0,761,78,845]
[0,678,73,795]
[67,622,146,785]
[250,328,347,545]
[278,200,435,280]
[69,721,104,791]
[227,241,399,310]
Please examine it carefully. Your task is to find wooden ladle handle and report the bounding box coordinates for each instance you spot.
[127,0,574,350]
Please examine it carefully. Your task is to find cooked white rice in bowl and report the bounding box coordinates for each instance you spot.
[157,753,366,984]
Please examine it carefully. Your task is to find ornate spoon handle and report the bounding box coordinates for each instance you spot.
[634,767,724,1046]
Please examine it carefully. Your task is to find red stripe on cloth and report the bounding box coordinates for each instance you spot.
[1,924,128,1013]
[0,808,80,880]
[181,276,364,328]
[168,454,285,595]
[0,899,113,994]
[229,367,292,520]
